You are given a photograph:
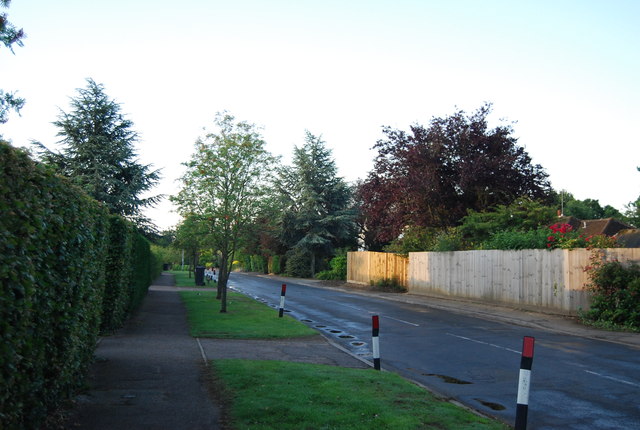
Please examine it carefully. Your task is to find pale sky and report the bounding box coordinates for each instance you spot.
[2,0,639,231]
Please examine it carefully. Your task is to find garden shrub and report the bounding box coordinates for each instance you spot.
[316,254,348,280]
[285,247,312,278]
[582,251,640,330]
[481,228,549,250]
[269,255,282,274]
[250,254,267,273]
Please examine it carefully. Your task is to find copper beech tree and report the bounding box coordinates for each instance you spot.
[357,104,552,248]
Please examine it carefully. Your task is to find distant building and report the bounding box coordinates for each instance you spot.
[556,216,638,247]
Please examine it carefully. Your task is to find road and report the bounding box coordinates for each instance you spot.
[228,272,640,430]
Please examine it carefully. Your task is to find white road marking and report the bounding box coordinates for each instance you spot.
[446,333,521,354]
[584,370,640,388]
[338,303,420,326]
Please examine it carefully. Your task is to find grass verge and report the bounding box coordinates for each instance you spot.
[211,359,509,430]
[180,290,318,339]
[169,269,217,288]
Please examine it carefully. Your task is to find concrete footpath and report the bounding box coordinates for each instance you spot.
[63,274,221,430]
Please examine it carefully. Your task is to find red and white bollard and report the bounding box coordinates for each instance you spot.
[515,336,535,430]
[372,315,381,370]
[278,284,287,317]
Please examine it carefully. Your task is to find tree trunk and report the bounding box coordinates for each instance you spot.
[310,251,316,277]
[217,252,226,300]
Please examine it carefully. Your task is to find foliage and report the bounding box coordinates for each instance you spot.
[34,78,161,226]
[0,0,26,124]
[269,255,283,274]
[250,254,267,273]
[582,250,640,330]
[384,225,438,254]
[431,228,467,252]
[212,360,508,430]
[171,112,277,312]
[0,142,108,428]
[481,228,549,250]
[546,223,618,250]
[285,247,313,278]
[357,103,552,247]
[460,197,557,246]
[370,277,407,293]
[276,131,357,276]
[0,142,159,428]
[101,216,134,332]
[150,243,182,268]
[557,191,624,220]
[315,253,348,280]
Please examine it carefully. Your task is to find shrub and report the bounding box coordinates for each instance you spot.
[269,255,282,274]
[582,250,640,330]
[250,254,267,273]
[285,248,312,278]
[482,228,549,250]
[316,255,348,280]
[370,277,407,293]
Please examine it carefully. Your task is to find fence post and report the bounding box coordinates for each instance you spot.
[372,315,381,370]
[515,336,535,430]
[278,284,287,317]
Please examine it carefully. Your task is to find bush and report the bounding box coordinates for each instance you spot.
[370,277,407,293]
[250,254,267,273]
[285,248,312,278]
[582,252,640,330]
[269,255,283,274]
[481,228,549,250]
[315,255,348,280]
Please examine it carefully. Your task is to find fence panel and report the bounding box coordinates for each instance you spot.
[349,249,640,314]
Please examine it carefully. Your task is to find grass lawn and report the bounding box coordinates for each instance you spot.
[169,269,217,289]
[181,288,509,429]
[180,290,318,338]
[212,359,509,430]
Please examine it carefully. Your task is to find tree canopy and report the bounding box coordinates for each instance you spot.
[171,112,277,311]
[357,103,552,246]
[35,79,161,227]
[275,131,356,276]
[0,0,25,124]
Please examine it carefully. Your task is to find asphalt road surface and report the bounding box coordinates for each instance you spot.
[229,273,640,430]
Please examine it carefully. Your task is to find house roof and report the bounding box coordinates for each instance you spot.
[556,217,634,237]
[617,229,640,248]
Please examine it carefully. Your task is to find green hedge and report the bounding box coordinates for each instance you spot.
[1,142,108,427]
[0,142,160,427]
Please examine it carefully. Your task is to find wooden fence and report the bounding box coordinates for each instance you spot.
[347,249,640,314]
[347,251,408,287]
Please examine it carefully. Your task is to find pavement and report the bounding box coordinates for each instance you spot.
[62,272,640,430]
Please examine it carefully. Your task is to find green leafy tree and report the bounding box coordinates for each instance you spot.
[173,214,208,277]
[562,195,623,220]
[276,131,356,276]
[35,79,161,227]
[0,0,25,124]
[171,112,277,312]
